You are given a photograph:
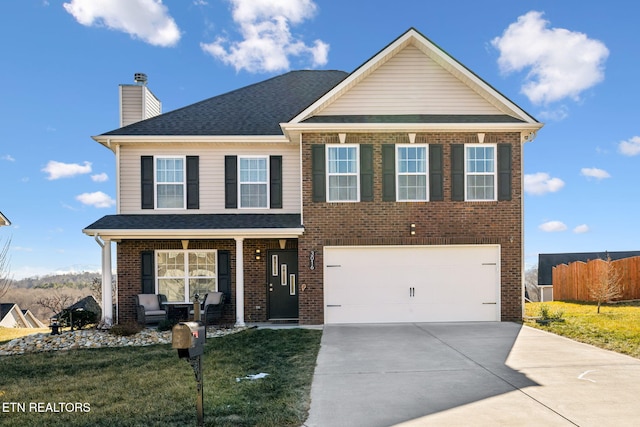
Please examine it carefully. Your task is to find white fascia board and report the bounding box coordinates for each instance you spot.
[92,135,291,152]
[83,228,305,240]
[282,121,543,134]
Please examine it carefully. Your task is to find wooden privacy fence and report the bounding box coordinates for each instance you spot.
[553,256,640,301]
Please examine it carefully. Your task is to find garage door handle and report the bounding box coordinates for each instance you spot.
[409,287,415,297]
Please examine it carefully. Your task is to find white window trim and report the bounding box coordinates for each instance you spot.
[464,143,497,202]
[155,249,218,302]
[154,155,186,210]
[326,144,360,203]
[238,155,270,209]
[396,144,429,202]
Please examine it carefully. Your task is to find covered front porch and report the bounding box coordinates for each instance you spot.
[82,214,304,327]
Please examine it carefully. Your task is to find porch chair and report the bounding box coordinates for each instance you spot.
[199,292,225,326]
[135,294,167,325]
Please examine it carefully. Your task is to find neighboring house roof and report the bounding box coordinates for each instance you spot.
[99,70,348,137]
[538,251,640,285]
[1,303,44,328]
[84,214,304,239]
[0,211,10,227]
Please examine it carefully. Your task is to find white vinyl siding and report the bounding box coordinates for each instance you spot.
[318,45,503,116]
[327,145,359,202]
[119,144,300,214]
[465,144,496,201]
[396,145,428,201]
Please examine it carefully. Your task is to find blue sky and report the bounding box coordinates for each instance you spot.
[1,0,638,279]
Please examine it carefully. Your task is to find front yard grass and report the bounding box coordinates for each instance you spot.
[525,301,640,359]
[0,327,321,427]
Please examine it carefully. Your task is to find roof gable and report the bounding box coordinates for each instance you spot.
[0,211,10,226]
[291,28,538,125]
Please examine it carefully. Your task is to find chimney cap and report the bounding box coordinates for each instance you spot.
[134,73,148,85]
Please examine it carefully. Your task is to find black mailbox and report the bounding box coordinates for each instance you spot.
[172,321,205,359]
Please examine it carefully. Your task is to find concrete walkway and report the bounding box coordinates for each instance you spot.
[303,322,640,427]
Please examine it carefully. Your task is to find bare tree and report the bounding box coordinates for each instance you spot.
[0,237,13,301]
[589,256,623,313]
[524,264,540,302]
[35,293,78,318]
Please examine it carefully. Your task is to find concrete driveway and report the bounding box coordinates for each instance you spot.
[303,322,640,427]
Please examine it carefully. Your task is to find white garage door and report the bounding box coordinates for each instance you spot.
[324,245,500,324]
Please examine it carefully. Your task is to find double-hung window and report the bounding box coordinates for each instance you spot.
[239,156,268,208]
[156,157,185,208]
[327,145,359,202]
[156,250,217,302]
[396,145,428,201]
[465,144,496,201]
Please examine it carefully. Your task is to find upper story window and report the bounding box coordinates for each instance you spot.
[327,145,359,202]
[465,144,496,201]
[239,156,269,208]
[156,157,186,209]
[396,145,428,201]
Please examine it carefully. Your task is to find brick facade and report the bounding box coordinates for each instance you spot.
[115,238,297,324]
[297,132,523,324]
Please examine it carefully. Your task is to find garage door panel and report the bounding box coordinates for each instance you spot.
[324,245,500,324]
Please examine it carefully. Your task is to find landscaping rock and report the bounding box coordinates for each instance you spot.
[0,326,245,356]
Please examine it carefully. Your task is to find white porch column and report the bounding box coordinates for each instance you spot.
[101,239,113,326]
[235,237,245,327]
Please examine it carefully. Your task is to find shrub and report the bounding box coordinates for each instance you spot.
[58,308,98,330]
[109,321,143,336]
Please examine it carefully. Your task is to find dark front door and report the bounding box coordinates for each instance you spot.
[268,250,298,319]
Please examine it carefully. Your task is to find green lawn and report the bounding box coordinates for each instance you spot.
[525,301,640,358]
[0,328,321,427]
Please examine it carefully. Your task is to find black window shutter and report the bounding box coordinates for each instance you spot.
[382,144,396,201]
[186,156,199,209]
[498,143,512,201]
[360,144,374,202]
[270,155,283,209]
[311,145,326,202]
[451,144,465,201]
[217,250,231,301]
[225,155,238,209]
[141,156,154,209]
[429,144,444,201]
[141,251,155,294]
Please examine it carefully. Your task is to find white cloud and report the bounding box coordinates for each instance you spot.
[42,160,92,180]
[524,172,565,195]
[618,136,640,156]
[491,11,609,105]
[201,0,329,73]
[76,191,115,208]
[539,221,567,232]
[91,173,109,182]
[580,167,610,180]
[573,224,589,234]
[63,0,180,47]
[1,154,15,162]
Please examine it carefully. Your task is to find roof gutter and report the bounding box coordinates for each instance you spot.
[82,227,306,240]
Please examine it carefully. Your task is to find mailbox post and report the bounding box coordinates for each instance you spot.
[172,321,206,427]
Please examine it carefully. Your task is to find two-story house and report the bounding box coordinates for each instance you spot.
[83,28,542,326]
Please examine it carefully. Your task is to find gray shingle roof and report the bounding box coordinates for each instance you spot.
[102,70,348,136]
[538,251,640,285]
[84,214,303,231]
